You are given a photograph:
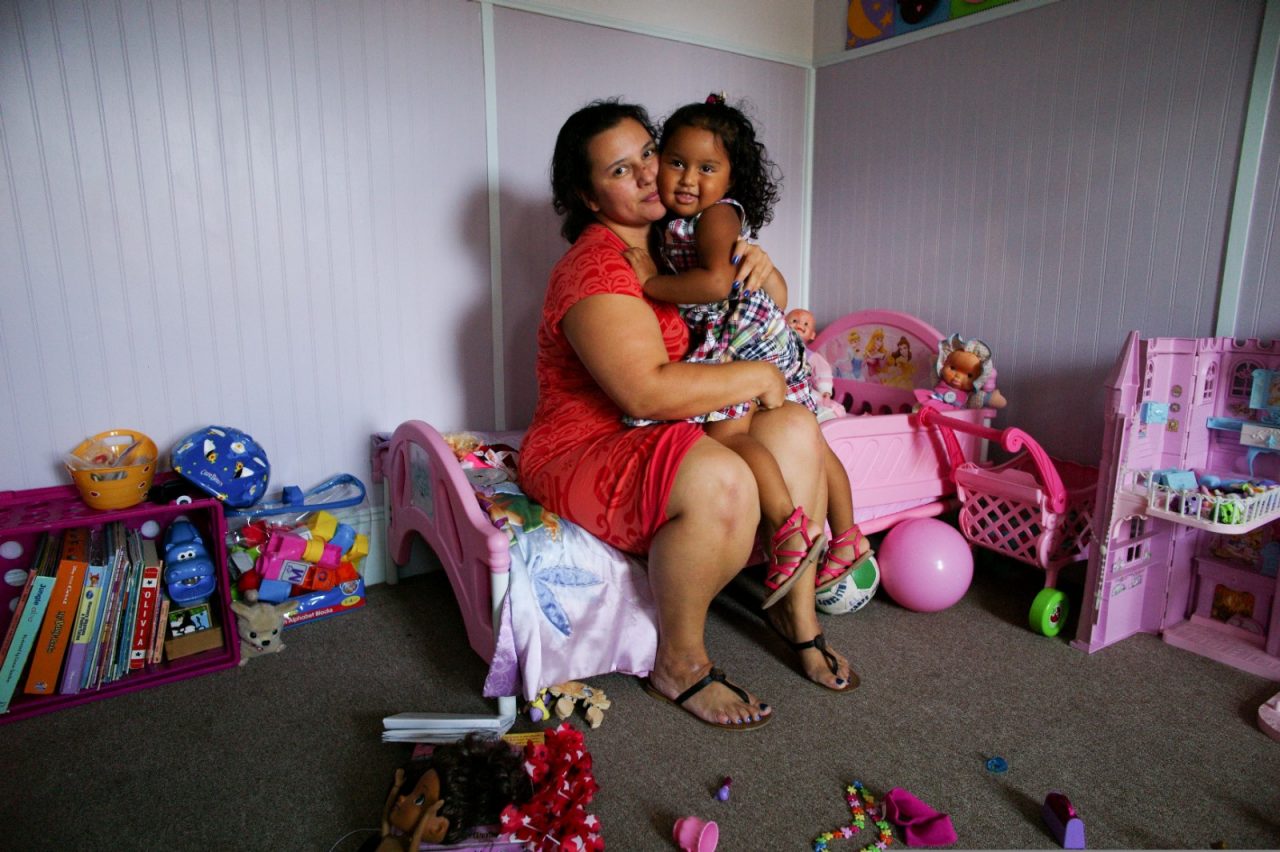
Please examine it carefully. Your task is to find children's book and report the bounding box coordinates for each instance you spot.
[59,528,110,694]
[128,538,162,670]
[88,528,129,690]
[0,533,60,713]
[24,527,90,695]
[107,534,141,684]
[150,593,170,665]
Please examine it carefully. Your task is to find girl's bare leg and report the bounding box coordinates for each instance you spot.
[706,414,808,565]
[748,404,853,690]
[822,446,870,568]
[645,436,772,725]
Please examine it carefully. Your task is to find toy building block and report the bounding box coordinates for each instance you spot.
[347,533,369,565]
[328,523,357,554]
[256,578,293,604]
[1042,792,1085,849]
[336,562,360,584]
[305,510,339,541]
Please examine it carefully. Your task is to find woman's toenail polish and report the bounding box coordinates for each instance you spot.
[836,678,846,686]
[759,703,770,712]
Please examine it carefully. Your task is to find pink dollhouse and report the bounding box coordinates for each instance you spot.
[1073,332,1280,681]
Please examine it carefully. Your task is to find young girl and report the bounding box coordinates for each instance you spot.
[624,95,874,624]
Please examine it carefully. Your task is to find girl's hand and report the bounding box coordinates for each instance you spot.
[623,247,658,284]
[732,240,775,292]
[754,362,788,410]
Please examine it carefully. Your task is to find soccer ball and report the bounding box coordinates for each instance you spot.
[815,556,880,615]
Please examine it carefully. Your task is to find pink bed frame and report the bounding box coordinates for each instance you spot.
[373,310,994,709]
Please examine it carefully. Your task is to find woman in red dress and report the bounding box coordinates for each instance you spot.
[519,101,853,730]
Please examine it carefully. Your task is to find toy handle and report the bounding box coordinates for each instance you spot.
[914,407,1068,513]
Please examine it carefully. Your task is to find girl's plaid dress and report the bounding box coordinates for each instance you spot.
[626,198,816,426]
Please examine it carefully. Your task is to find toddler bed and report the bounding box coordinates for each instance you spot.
[373,310,994,713]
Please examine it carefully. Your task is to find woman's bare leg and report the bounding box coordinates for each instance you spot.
[645,436,771,725]
[748,404,853,690]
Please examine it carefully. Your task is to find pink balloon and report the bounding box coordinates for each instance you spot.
[877,518,973,612]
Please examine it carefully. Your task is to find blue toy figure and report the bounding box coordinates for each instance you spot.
[163,517,217,606]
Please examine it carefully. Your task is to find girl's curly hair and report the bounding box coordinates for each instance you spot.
[659,96,782,237]
[550,98,657,243]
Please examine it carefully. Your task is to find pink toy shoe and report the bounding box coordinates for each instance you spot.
[1260,690,1280,742]
[673,816,718,852]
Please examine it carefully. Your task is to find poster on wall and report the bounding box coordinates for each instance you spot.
[847,0,1021,50]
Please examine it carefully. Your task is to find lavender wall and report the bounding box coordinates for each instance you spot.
[492,7,809,426]
[810,0,1264,464]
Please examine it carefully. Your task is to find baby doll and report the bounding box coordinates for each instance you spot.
[374,733,532,851]
[785,308,845,421]
[915,334,1007,410]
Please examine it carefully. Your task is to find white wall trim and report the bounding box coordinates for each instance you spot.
[1218,0,1279,338]
[814,0,1065,68]
[472,0,811,68]
[481,1,508,429]
[798,66,816,311]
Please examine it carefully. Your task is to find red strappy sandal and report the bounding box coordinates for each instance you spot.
[762,506,827,609]
[815,525,874,593]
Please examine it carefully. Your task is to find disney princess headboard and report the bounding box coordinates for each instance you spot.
[810,309,946,416]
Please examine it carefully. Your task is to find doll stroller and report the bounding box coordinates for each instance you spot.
[913,405,1099,636]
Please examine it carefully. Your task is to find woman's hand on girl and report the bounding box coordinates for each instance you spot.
[732,240,775,292]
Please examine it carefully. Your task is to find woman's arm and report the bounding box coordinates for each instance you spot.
[562,292,787,421]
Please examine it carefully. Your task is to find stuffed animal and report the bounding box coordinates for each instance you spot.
[546,680,611,729]
[229,590,300,664]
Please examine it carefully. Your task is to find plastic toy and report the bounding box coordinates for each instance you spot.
[785,308,846,421]
[814,552,880,615]
[1260,690,1280,742]
[914,405,1099,636]
[379,733,531,851]
[673,815,718,852]
[546,680,611,729]
[914,334,1007,410]
[812,780,893,852]
[229,590,300,664]
[1041,792,1085,849]
[64,429,158,510]
[171,425,270,508]
[876,517,973,612]
[715,777,732,801]
[1072,332,1280,681]
[162,517,217,606]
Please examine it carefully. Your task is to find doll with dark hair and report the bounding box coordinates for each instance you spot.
[371,733,532,851]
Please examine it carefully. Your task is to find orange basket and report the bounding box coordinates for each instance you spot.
[65,430,158,510]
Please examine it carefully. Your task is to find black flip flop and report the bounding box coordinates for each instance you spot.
[640,667,772,730]
[769,624,860,692]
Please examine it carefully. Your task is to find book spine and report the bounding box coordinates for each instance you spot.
[128,565,161,670]
[0,576,55,713]
[58,563,107,694]
[0,536,50,674]
[150,596,170,665]
[24,528,90,695]
[89,547,129,690]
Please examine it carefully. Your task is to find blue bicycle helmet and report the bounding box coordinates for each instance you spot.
[171,426,270,508]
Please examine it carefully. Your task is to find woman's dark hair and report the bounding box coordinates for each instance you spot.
[551,98,656,243]
[659,96,781,238]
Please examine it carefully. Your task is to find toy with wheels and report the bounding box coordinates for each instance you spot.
[876,518,973,612]
[914,406,1099,636]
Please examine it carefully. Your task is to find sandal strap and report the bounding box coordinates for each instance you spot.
[766,505,815,586]
[673,667,749,707]
[818,525,868,575]
[787,633,840,678]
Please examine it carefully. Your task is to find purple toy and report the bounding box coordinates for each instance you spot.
[877,518,973,612]
[1042,792,1085,849]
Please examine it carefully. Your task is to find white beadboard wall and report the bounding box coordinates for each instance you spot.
[1,0,492,492]
[1238,15,1280,343]
[810,0,1268,464]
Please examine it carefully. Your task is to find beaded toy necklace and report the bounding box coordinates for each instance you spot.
[812,781,894,852]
